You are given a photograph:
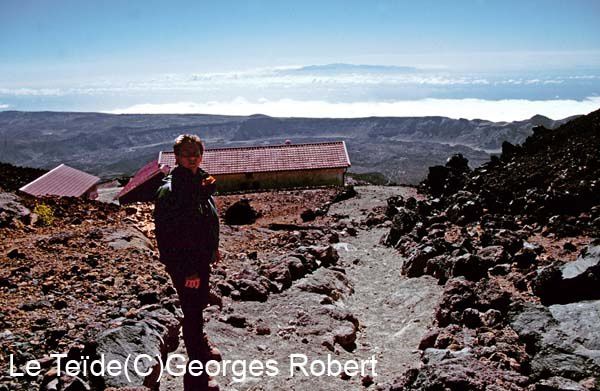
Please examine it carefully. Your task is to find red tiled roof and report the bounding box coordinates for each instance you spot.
[19,164,100,197]
[159,141,351,175]
[117,160,166,199]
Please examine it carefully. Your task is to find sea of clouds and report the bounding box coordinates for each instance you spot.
[1,64,599,121]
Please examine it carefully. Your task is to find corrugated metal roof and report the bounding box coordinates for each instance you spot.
[116,159,166,199]
[159,141,351,175]
[19,164,100,197]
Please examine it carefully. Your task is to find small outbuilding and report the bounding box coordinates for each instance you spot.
[116,160,170,204]
[19,164,100,200]
[117,141,351,203]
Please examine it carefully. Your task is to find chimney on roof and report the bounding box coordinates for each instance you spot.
[284,139,292,145]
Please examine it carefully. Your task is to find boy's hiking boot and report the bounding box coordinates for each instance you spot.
[207,376,220,391]
[203,333,222,362]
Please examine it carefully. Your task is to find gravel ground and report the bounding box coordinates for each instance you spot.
[159,186,443,391]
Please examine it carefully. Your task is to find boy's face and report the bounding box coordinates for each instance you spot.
[176,142,203,173]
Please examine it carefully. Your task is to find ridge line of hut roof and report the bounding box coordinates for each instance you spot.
[341,141,350,165]
[116,160,163,199]
[18,163,67,191]
[201,140,345,152]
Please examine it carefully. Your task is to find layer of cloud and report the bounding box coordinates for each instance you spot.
[3,65,597,97]
[106,96,600,122]
[0,103,9,109]
[0,87,64,96]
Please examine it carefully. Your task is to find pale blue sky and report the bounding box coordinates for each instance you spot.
[2,0,599,73]
[1,0,599,119]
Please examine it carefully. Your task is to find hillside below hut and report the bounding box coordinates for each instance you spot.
[117,141,351,204]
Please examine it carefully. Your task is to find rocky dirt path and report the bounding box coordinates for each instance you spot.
[160,186,443,391]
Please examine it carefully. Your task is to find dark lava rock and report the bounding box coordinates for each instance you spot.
[511,300,600,382]
[385,195,405,218]
[423,254,452,283]
[361,374,374,387]
[216,280,234,296]
[331,185,357,203]
[402,245,439,278]
[480,229,525,255]
[327,231,339,243]
[297,245,339,267]
[449,253,488,281]
[0,192,31,227]
[0,162,48,192]
[284,255,307,280]
[266,259,293,291]
[234,278,269,302]
[423,154,472,197]
[418,329,440,350]
[425,165,450,197]
[436,278,511,327]
[446,192,483,225]
[53,300,68,310]
[461,308,483,328]
[532,242,600,305]
[95,306,180,388]
[295,269,353,301]
[445,153,470,172]
[481,309,503,328]
[7,248,26,259]
[391,356,528,391]
[385,207,419,247]
[535,376,589,391]
[47,231,77,245]
[138,290,160,305]
[224,198,259,225]
[60,375,91,391]
[19,300,52,311]
[333,324,357,351]
[477,245,509,266]
[563,242,577,252]
[489,263,512,276]
[422,347,473,364]
[220,314,247,328]
[300,208,316,222]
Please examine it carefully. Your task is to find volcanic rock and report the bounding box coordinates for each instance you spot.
[331,185,357,203]
[95,306,180,388]
[511,301,600,382]
[332,324,357,351]
[224,198,259,225]
[436,278,511,327]
[104,228,153,251]
[234,278,269,302]
[300,208,317,222]
[477,245,509,265]
[297,245,339,267]
[295,268,353,301]
[385,207,419,247]
[391,356,528,391]
[532,242,600,305]
[0,192,31,227]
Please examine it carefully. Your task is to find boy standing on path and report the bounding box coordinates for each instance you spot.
[154,134,220,390]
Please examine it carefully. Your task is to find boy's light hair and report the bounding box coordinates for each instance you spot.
[173,134,204,156]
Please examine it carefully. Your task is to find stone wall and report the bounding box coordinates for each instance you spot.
[215,168,345,193]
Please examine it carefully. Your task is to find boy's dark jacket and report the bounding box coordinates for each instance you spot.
[153,166,219,276]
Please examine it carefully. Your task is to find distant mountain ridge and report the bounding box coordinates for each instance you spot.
[0,111,576,184]
[289,63,418,73]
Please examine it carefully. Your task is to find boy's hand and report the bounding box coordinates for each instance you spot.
[185,273,201,289]
[201,176,216,186]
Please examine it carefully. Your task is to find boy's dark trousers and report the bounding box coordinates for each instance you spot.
[168,261,211,390]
